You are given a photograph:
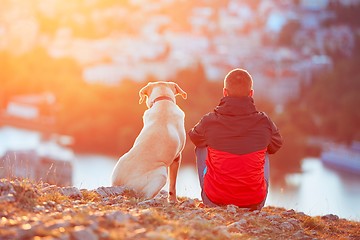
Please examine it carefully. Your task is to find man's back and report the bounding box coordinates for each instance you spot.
[191,96,277,154]
[189,96,282,207]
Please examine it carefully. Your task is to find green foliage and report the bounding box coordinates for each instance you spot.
[287,45,360,143]
[326,2,360,27]
[270,115,306,176]
[275,35,360,174]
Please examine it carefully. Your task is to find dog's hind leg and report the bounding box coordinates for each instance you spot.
[142,166,167,199]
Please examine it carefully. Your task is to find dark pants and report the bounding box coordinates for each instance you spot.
[195,147,270,210]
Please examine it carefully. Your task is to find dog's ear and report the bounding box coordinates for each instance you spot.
[139,84,149,104]
[174,83,187,99]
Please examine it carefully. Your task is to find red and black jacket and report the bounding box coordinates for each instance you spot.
[188,96,283,206]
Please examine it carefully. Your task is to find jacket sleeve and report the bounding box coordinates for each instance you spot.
[267,119,283,154]
[188,117,207,148]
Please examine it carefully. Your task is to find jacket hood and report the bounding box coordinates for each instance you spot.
[214,96,257,116]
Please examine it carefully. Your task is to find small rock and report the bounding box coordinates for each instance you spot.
[0,194,15,203]
[155,190,168,199]
[226,204,237,214]
[16,228,36,239]
[297,212,307,217]
[288,217,300,227]
[113,195,124,202]
[44,201,56,208]
[56,233,71,240]
[252,210,260,215]
[71,226,98,240]
[145,231,175,240]
[238,219,247,225]
[138,208,154,218]
[212,213,225,222]
[265,215,282,221]
[258,211,268,217]
[321,214,339,221]
[105,211,133,224]
[269,220,278,225]
[138,198,164,207]
[63,208,75,214]
[292,230,308,239]
[156,225,174,232]
[214,226,231,238]
[191,216,205,222]
[180,199,196,208]
[0,181,16,196]
[243,212,252,217]
[279,221,295,231]
[56,205,63,212]
[227,219,247,232]
[95,186,126,197]
[88,221,99,231]
[94,187,109,198]
[41,185,58,194]
[97,228,110,239]
[282,209,296,216]
[60,187,82,199]
[33,205,45,212]
[44,221,71,230]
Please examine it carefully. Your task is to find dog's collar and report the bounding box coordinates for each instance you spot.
[150,96,174,108]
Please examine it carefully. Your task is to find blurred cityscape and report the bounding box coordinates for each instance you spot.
[0,0,358,105]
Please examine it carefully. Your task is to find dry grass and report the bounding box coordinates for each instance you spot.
[0,178,359,240]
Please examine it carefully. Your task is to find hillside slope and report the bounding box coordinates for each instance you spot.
[0,179,359,239]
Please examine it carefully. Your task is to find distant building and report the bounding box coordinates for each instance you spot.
[4,93,55,120]
[1,93,56,132]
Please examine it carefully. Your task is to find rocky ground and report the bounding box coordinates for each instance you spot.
[0,178,359,240]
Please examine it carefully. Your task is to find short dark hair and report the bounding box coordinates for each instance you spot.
[224,68,253,97]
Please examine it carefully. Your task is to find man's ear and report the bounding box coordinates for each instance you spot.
[174,83,187,99]
[249,89,254,97]
[223,88,229,97]
[139,84,150,104]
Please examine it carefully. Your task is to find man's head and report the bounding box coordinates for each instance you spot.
[223,68,254,97]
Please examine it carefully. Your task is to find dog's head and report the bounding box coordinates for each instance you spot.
[139,82,187,107]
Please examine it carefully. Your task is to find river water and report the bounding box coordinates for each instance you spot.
[73,154,360,221]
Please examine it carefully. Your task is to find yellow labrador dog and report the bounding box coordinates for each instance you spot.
[111,81,187,202]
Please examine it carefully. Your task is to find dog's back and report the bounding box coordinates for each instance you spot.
[141,101,186,153]
[111,82,186,199]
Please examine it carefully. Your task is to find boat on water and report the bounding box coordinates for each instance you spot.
[320,141,360,175]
